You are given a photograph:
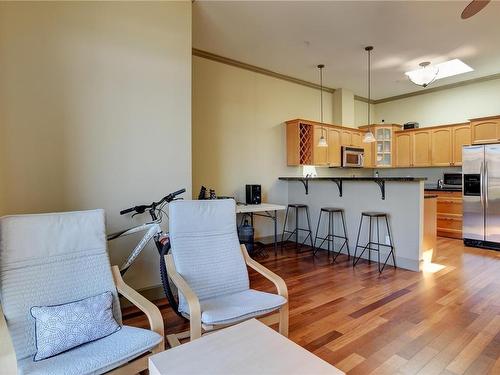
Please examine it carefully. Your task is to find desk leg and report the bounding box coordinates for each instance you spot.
[274,210,278,256]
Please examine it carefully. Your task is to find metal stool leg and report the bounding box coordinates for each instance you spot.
[353,215,364,267]
[379,215,396,273]
[377,217,381,273]
[368,216,372,264]
[280,206,290,251]
[341,211,351,259]
[313,210,322,256]
[305,207,314,249]
[295,208,299,248]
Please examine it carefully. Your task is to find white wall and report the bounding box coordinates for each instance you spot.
[0,2,192,290]
[375,78,500,127]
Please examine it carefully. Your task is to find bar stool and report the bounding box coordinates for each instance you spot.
[280,204,314,252]
[353,212,396,273]
[313,207,350,263]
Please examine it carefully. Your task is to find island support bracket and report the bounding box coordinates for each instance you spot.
[299,178,309,195]
[330,178,343,197]
[374,180,386,200]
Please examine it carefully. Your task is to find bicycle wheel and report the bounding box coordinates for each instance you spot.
[159,243,185,319]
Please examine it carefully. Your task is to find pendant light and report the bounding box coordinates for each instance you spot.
[317,64,328,147]
[363,46,376,143]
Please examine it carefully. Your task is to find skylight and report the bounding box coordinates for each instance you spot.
[405,58,473,83]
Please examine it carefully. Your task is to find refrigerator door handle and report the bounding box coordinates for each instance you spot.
[485,161,489,209]
[480,161,485,208]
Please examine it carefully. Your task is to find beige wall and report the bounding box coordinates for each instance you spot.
[354,99,375,127]
[0,2,192,289]
[193,56,331,238]
[192,56,372,239]
[374,78,500,127]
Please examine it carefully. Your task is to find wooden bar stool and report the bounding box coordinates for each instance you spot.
[280,204,314,253]
[313,207,350,263]
[353,212,396,273]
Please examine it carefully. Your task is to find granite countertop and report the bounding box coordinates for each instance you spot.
[424,186,462,192]
[279,176,427,182]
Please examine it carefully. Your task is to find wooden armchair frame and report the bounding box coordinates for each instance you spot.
[0,265,165,375]
[165,244,289,347]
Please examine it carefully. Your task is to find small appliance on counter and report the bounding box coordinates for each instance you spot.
[341,146,364,168]
[442,173,463,190]
[463,145,500,250]
[403,122,419,130]
[245,184,261,205]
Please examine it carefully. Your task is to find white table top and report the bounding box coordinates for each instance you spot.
[236,203,286,214]
[149,319,344,375]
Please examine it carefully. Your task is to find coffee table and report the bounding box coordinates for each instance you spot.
[149,319,344,375]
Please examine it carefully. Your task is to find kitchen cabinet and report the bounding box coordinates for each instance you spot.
[286,120,312,166]
[359,124,402,168]
[327,128,342,167]
[470,116,500,144]
[452,124,471,166]
[395,132,412,167]
[431,127,452,166]
[341,129,363,147]
[313,125,328,166]
[413,130,432,167]
[433,190,463,239]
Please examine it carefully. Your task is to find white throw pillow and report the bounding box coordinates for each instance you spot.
[31,291,120,361]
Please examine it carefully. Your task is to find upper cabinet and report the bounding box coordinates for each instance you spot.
[431,127,452,166]
[470,116,500,144]
[359,125,402,168]
[452,124,471,166]
[286,119,366,167]
[394,132,412,167]
[413,130,432,167]
[285,118,479,168]
[327,127,342,167]
[313,125,329,166]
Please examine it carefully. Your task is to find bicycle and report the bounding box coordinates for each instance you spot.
[107,188,186,317]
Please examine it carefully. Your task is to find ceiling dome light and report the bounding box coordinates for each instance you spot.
[405,62,439,88]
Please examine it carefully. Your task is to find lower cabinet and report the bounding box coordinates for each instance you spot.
[434,191,463,239]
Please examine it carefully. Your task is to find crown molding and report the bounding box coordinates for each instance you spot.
[374,73,500,104]
[193,48,335,94]
[193,49,500,105]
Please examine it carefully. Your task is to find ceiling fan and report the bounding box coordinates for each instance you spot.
[461,0,491,19]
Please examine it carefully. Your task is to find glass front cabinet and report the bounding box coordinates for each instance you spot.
[361,124,402,168]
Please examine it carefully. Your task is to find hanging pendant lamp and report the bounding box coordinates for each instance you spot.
[317,64,328,147]
[363,46,376,143]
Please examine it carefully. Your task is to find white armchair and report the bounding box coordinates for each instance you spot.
[165,199,288,346]
[0,210,164,374]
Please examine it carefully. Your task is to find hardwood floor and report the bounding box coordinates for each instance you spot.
[123,238,500,374]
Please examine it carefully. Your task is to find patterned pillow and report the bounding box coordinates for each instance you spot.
[30,291,121,361]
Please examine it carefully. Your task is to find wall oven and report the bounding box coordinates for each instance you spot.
[341,146,364,168]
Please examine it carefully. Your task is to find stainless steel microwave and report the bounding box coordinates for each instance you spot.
[341,146,364,168]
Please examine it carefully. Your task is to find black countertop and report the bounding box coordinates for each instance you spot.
[279,176,427,182]
[424,186,462,192]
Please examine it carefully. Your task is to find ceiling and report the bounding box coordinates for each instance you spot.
[193,1,500,100]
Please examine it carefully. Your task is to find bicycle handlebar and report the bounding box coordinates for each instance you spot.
[119,188,186,216]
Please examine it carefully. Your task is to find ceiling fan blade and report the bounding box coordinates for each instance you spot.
[461,0,491,19]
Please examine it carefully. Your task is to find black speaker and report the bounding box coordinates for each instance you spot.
[245,185,261,205]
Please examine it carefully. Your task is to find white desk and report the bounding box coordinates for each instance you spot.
[236,203,286,255]
[149,319,344,375]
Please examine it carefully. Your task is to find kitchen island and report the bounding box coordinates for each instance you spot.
[279,176,427,271]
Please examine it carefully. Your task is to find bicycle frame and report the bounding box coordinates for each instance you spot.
[107,222,163,274]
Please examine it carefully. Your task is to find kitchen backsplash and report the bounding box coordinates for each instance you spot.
[375,167,462,186]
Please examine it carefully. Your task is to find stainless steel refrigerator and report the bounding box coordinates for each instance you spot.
[463,144,500,250]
